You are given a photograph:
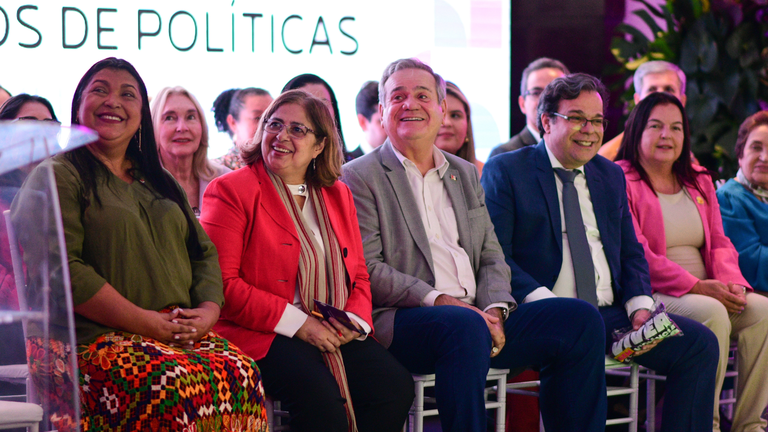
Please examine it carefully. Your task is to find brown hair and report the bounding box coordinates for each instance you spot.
[735,111,768,160]
[445,82,477,164]
[240,90,344,188]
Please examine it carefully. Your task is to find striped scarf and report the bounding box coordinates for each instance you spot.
[266,168,358,432]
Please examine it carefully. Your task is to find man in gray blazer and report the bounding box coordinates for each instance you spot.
[489,58,569,158]
[342,58,607,432]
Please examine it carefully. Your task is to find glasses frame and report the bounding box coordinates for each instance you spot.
[552,112,607,130]
[522,88,544,98]
[12,117,61,124]
[264,119,318,139]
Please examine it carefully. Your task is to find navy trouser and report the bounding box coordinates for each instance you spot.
[600,306,719,432]
[388,298,607,432]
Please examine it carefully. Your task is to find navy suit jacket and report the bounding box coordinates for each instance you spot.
[481,141,652,308]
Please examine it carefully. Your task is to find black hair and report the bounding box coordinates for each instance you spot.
[615,92,707,200]
[67,57,202,258]
[537,73,609,136]
[355,81,379,120]
[211,87,271,137]
[0,94,58,121]
[282,74,349,159]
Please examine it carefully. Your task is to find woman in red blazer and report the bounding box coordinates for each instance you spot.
[200,90,412,432]
[616,92,768,432]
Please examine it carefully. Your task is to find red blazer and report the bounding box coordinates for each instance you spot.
[618,160,750,297]
[200,160,373,360]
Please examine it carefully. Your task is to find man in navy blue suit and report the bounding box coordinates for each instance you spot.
[482,73,719,432]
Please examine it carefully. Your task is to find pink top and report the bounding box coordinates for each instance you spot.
[617,160,750,297]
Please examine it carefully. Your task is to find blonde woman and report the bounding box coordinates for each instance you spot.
[151,86,230,216]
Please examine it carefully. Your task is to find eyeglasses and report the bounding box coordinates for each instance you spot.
[264,120,317,138]
[523,88,544,98]
[552,112,607,130]
[13,117,61,124]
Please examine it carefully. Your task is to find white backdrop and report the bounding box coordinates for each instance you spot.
[0,0,510,161]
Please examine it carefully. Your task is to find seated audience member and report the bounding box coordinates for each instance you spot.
[0,85,11,106]
[599,60,687,161]
[343,58,608,432]
[282,74,359,161]
[0,93,57,123]
[718,111,768,294]
[615,92,768,432]
[355,80,387,154]
[489,58,568,158]
[152,86,230,216]
[435,81,484,176]
[212,87,273,170]
[482,75,719,432]
[200,90,413,432]
[0,93,60,399]
[12,57,268,431]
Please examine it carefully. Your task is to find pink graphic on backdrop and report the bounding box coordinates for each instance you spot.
[416,51,432,66]
[469,0,502,48]
[434,0,467,47]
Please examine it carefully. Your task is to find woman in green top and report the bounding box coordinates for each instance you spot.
[15,58,267,432]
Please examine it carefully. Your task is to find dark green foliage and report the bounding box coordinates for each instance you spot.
[609,0,768,177]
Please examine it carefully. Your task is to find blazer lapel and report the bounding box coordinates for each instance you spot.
[534,142,562,251]
[686,183,711,258]
[443,165,471,260]
[254,162,299,240]
[381,142,436,275]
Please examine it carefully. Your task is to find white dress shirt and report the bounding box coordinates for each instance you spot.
[524,143,654,318]
[392,145,509,313]
[273,190,371,339]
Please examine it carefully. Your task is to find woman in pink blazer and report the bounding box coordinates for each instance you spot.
[200,90,412,432]
[616,92,768,432]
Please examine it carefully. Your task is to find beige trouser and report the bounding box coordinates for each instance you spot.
[655,292,768,432]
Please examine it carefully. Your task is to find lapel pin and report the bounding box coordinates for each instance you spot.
[696,196,704,204]
[450,174,457,181]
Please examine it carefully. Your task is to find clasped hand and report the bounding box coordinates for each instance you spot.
[143,302,220,348]
[692,280,747,313]
[296,315,363,353]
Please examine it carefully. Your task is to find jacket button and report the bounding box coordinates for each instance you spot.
[352,282,357,289]
[428,280,435,286]
[343,248,348,258]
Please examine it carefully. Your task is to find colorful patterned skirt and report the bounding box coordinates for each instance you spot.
[28,331,268,432]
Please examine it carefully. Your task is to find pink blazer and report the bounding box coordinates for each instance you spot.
[199,160,373,361]
[617,161,749,297]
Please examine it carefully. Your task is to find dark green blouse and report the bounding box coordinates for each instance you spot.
[14,155,224,344]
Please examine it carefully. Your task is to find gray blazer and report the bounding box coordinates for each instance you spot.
[488,126,537,158]
[341,140,516,347]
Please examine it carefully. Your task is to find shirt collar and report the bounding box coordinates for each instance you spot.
[544,140,584,176]
[391,143,450,178]
[526,123,541,142]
